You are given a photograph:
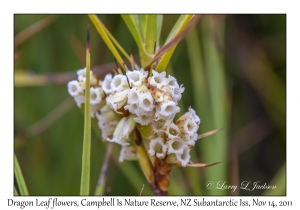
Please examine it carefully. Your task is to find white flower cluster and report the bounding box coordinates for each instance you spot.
[68,68,201,166]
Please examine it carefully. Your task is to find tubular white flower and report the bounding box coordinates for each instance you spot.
[156,101,180,117]
[175,147,191,167]
[119,145,138,162]
[176,117,199,140]
[134,111,154,125]
[188,107,201,125]
[77,68,87,82]
[166,123,181,140]
[106,89,129,113]
[126,69,148,87]
[138,91,155,113]
[102,74,113,94]
[166,75,179,90]
[167,138,188,155]
[172,85,185,103]
[151,119,168,133]
[127,87,139,104]
[148,70,168,88]
[148,137,168,158]
[68,80,84,96]
[111,74,129,92]
[73,95,85,107]
[90,87,103,105]
[77,68,98,85]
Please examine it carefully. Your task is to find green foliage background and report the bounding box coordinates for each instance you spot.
[14,14,286,195]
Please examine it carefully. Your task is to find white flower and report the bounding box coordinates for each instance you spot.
[111,74,129,92]
[156,101,180,117]
[77,68,98,85]
[90,87,103,105]
[151,119,168,133]
[175,147,191,167]
[148,70,168,88]
[148,137,168,158]
[138,91,155,114]
[165,123,181,140]
[188,107,200,125]
[165,146,191,167]
[68,80,84,96]
[102,74,113,95]
[126,69,148,87]
[167,138,188,155]
[176,117,198,140]
[134,111,154,125]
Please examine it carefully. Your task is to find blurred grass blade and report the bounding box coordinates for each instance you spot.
[262,163,286,195]
[80,26,91,196]
[14,154,29,195]
[95,144,113,195]
[201,15,228,195]
[14,15,56,48]
[88,15,125,70]
[121,15,151,66]
[145,15,157,54]
[155,15,195,72]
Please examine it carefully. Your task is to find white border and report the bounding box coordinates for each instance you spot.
[2,0,300,209]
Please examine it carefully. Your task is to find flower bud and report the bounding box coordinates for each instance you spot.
[119,145,138,162]
[107,115,136,145]
[106,89,129,113]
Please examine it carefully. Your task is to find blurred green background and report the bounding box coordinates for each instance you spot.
[14,14,286,196]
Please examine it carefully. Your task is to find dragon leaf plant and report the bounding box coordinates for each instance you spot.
[68,14,221,195]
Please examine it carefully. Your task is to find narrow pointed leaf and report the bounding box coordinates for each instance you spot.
[14,154,29,195]
[88,15,125,70]
[80,26,91,195]
[121,15,151,66]
[197,128,224,140]
[145,15,157,54]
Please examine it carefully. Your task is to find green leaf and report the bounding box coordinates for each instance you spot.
[80,27,91,195]
[156,15,194,72]
[14,154,29,196]
[88,15,125,70]
[156,15,163,50]
[121,15,151,66]
[145,15,157,54]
